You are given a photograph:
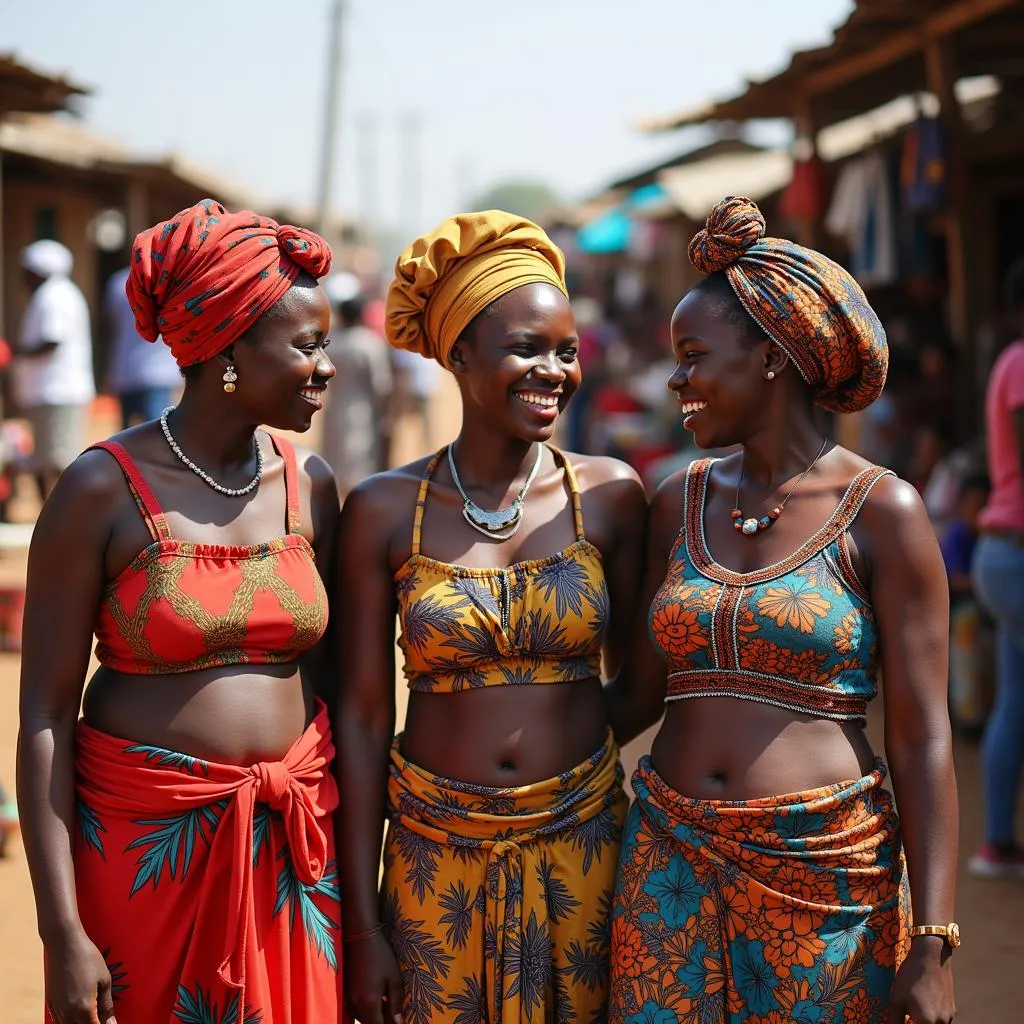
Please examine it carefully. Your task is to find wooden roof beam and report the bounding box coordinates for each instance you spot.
[802,0,1020,96]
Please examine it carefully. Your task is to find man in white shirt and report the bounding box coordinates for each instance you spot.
[14,240,95,499]
[103,266,180,427]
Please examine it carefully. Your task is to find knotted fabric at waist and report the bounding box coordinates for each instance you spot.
[387,729,624,1023]
[74,700,338,1009]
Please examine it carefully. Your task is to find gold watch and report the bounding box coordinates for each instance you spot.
[910,922,961,948]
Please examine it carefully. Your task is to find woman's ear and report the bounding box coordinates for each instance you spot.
[763,341,790,380]
[215,344,236,369]
[448,336,471,374]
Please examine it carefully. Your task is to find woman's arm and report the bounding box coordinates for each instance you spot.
[17,454,121,1023]
[300,450,341,707]
[333,476,404,1024]
[863,476,957,1024]
[603,471,680,745]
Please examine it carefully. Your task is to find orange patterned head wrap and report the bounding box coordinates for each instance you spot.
[385,210,568,367]
[127,198,333,368]
[688,196,888,413]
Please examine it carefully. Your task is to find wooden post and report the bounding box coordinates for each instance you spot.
[924,32,978,435]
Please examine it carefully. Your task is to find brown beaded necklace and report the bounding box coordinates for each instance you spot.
[731,437,829,537]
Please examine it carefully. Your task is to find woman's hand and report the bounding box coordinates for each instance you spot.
[44,927,116,1024]
[888,938,956,1023]
[344,929,404,1024]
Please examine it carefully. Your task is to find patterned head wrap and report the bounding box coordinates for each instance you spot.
[385,210,568,367]
[688,196,888,413]
[127,198,333,368]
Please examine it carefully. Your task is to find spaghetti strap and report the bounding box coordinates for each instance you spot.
[412,450,444,556]
[271,434,303,535]
[86,441,172,543]
[550,446,586,542]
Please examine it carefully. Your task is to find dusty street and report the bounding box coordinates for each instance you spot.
[1,386,1022,1020]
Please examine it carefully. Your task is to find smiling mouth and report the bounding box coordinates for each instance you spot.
[299,387,325,406]
[515,392,560,410]
[680,400,707,417]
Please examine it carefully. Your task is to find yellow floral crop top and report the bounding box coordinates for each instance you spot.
[394,447,609,692]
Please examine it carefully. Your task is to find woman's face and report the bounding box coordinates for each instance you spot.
[454,282,581,442]
[666,288,769,449]
[232,281,335,432]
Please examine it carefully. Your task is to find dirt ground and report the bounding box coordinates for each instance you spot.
[1,386,1023,1020]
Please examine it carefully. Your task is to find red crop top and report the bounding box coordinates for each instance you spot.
[90,436,328,675]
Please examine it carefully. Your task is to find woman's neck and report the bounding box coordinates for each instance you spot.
[739,415,828,490]
[450,421,541,495]
[168,389,260,472]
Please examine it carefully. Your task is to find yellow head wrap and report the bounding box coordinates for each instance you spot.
[385,210,568,367]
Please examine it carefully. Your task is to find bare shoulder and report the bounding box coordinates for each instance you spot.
[291,444,336,495]
[339,457,433,534]
[858,471,930,531]
[649,466,688,539]
[33,446,129,540]
[561,450,642,489]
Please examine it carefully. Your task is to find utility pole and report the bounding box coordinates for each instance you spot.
[315,0,347,236]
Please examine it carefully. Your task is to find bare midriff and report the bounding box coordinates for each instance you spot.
[82,663,315,765]
[652,696,876,802]
[402,677,607,786]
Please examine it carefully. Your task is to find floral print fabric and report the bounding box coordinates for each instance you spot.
[71,703,345,1023]
[609,757,910,1024]
[649,459,893,721]
[383,731,628,1023]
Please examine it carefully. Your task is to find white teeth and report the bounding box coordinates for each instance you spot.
[300,388,322,401]
[516,393,559,408]
[680,400,707,415]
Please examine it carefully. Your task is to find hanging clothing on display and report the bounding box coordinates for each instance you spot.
[825,151,899,288]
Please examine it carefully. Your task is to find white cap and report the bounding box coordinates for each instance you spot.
[322,272,361,305]
[21,239,73,279]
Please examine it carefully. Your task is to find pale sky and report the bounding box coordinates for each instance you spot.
[5,0,853,236]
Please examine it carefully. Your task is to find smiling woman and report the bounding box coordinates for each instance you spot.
[335,210,650,1024]
[16,199,347,1024]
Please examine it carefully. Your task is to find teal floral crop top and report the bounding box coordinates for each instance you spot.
[649,458,893,721]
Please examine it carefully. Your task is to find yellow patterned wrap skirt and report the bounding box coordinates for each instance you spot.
[383,730,628,1023]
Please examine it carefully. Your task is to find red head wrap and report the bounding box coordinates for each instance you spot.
[126,198,333,368]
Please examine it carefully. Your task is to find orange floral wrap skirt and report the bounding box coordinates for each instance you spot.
[70,702,346,1024]
[383,729,628,1023]
[609,756,910,1024]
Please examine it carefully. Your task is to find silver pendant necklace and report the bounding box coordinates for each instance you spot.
[447,442,544,540]
[160,406,263,497]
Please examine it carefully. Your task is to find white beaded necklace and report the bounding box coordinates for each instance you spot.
[159,406,263,497]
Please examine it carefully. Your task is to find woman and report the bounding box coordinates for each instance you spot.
[609,198,958,1024]
[17,199,344,1024]
[969,257,1024,878]
[336,211,648,1024]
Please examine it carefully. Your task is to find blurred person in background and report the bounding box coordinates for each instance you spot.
[969,257,1024,879]
[944,473,995,737]
[336,211,647,1024]
[0,777,17,857]
[14,240,95,501]
[320,272,394,498]
[17,200,345,1024]
[103,265,181,427]
[610,198,957,1024]
[391,345,440,452]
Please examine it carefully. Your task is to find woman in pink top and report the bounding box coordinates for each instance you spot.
[971,258,1024,879]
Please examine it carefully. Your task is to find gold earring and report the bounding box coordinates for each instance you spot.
[223,365,238,393]
[766,370,776,381]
